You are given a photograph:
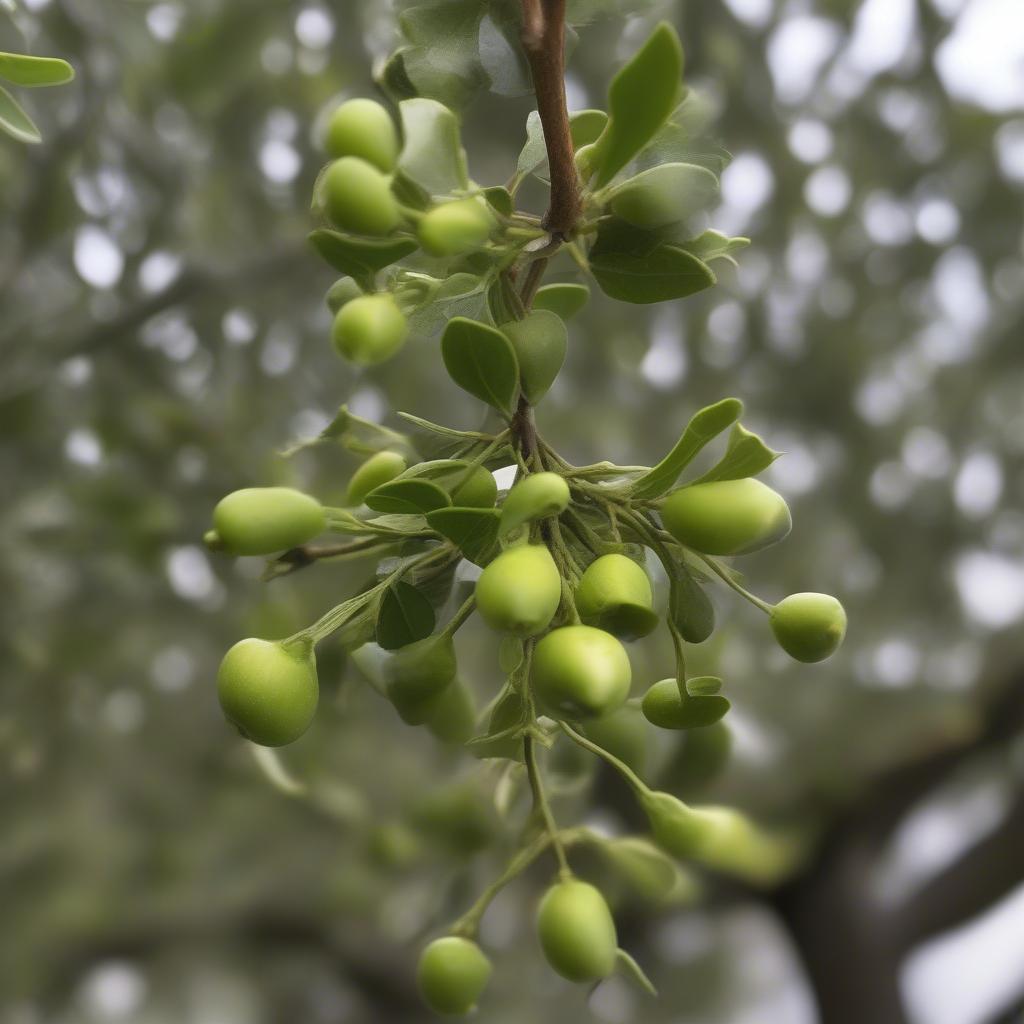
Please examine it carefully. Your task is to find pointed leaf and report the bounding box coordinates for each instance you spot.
[609,162,720,230]
[679,229,751,266]
[668,562,716,644]
[533,282,590,320]
[398,96,469,195]
[591,23,684,188]
[691,423,781,484]
[591,243,715,305]
[308,230,417,287]
[0,53,74,87]
[441,316,519,414]
[377,581,437,650]
[631,398,743,499]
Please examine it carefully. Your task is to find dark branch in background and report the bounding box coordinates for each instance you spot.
[519,0,581,237]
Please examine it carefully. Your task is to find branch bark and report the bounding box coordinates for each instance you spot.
[520,0,581,237]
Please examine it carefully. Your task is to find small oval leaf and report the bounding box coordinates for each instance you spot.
[377,580,437,650]
[441,317,520,414]
[365,478,451,515]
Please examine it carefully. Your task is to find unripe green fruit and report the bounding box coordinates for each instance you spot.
[532,625,631,719]
[536,879,617,982]
[475,545,561,636]
[217,638,318,746]
[500,310,567,404]
[641,678,727,730]
[417,937,492,1016]
[418,198,494,257]
[325,98,399,172]
[450,465,497,508]
[322,156,400,236]
[384,635,458,725]
[332,293,408,365]
[575,554,658,640]
[661,478,792,556]
[213,487,325,556]
[582,705,648,776]
[770,592,847,663]
[346,451,407,506]
[640,790,707,859]
[499,472,570,537]
[325,276,363,314]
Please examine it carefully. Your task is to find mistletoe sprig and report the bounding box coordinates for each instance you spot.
[205,9,846,1015]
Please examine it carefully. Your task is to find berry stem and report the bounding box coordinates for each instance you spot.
[524,731,572,879]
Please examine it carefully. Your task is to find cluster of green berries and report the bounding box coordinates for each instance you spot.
[205,21,849,1013]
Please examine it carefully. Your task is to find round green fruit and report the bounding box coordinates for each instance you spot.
[213,487,325,556]
[383,635,458,725]
[449,464,497,508]
[346,451,407,506]
[661,478,792,556]
[532,625,631,719]
[324,98,399,172]
[575,553,658,640]
[499,472,570,537]
[641,678,729,730]
[418,198,494,257]
[417,937,492,1016]
[770,592,847,663]
[332,293,408,365]
[475,544,561,636]
[217,638,318,747]
[322,156,400,236]
[536,879,617,982]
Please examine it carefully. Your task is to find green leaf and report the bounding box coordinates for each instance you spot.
[532,282,590,320]
[377,581,437,650]
[441,316,519,414]
[499,309,567,404]
[365,478,451,515]
[608,162,720,229]
[398,97,469,195]
[398,1,488,110]
[466,687,527,760]
[678,229,751,268]
[280,404,412,459]
[616,949,658,997]
[0,83,40,144]
[591,243,715,305]
[638,92,733,178]
[405,273,489,337]
[478,9,531,96]
[0,53,74,87]
[598,836,696,905]
[426,506,501,566]
[687,675,722,697]
[631,398,743,499]
[691,423,781,484]
[590,23,684,188]
[483,185,513,217]
[308,230,417,289]
[668,562,716,644]
[498,635,524,674]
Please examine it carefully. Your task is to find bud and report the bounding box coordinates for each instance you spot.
[660,478,791,556]
[322,156,401,236]
[417,936,493,1016]
[499,472,570,537]
[449,464,498,508]
[575,553,658,640]
[213,487,325,556]
[217,638,318,747]
[475,545,561,636]
[532,625,631,719]
[332,293,408,365]
[418,198,494,257]
[324,98,399,172]
[770,592,847,663]
[325,276,363,314]
[536,879,617,982]
[346,451,407,506]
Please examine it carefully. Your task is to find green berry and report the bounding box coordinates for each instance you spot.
[212,487,325,556]
[536,879,617,982]
[346,451,407,506]
[575,553,658,640]
[418,198,494,257]
[417,937,493,1015]
[770,592,847,662]
[449,464,497,508]
[475,545,562,636]
[217,638,318,747]
[324,98,399,172]
[641,678,728,730]
[608,162,720,229]
[322,156,400,236]
[532,625,631,719]
[661,478,792,556]
[383,634,457,725]
[499,472,570,537]
[332,293,408,365]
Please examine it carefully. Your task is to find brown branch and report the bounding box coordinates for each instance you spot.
[520,0,580,237]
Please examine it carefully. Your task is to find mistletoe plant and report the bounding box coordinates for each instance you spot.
[207,4,847,1014]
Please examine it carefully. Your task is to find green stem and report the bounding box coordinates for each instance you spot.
[524,732,571,879]
[696,553,774,614]
[441,594,476,638]
[558,720,649,796]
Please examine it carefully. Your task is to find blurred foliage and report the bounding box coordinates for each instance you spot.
[1,0,1022,1022]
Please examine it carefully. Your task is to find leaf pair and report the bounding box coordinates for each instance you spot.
[0,52,75,145]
